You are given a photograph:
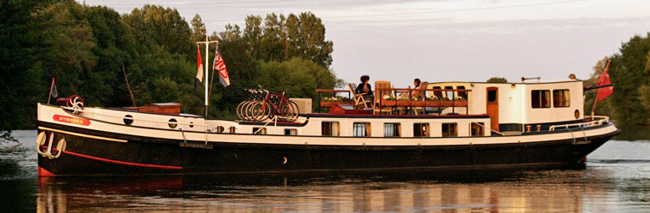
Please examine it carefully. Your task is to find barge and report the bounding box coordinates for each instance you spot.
[35,79,619,176]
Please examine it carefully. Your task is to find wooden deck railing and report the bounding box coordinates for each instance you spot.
[315,87,472,115]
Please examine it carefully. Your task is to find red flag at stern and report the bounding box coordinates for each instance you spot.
[596,60,613,101]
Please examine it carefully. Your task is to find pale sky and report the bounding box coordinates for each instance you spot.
[82,0,650,86]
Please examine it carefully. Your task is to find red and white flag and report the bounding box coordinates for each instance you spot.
[596,60,613,101]
[195,45,204,83]
[212,49,230,87]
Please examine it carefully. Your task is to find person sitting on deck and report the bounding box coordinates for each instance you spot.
[399,78,422,99]
[411,78,422,97]
[355,75,374,103]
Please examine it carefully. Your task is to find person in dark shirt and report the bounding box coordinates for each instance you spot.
[355,75,373,102]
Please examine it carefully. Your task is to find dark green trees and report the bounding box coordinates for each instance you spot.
[608,34,650,124]
[486,77,508,83]
[0,1,339,136]
[588,33,650,125]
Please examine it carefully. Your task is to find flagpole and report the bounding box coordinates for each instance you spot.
[204,34,209,120]
[48,77,55,104]
[591,59,611,120]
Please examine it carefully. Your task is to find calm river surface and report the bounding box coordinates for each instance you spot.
[1,130,649,212]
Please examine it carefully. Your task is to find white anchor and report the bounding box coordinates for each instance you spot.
[36,132,66,159]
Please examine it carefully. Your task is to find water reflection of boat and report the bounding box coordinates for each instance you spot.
[36,172,597,212]
[35,80,619,176]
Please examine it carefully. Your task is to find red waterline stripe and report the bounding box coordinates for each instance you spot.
[43,146,183,170]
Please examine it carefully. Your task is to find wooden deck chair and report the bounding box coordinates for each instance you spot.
[348,83,370,108]
[413,81,429,115]
[374,81,393,114]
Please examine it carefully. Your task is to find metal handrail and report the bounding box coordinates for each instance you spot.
[548,116,610,131]
[471,122,504,136]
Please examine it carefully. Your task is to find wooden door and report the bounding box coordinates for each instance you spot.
[486,87,499,132]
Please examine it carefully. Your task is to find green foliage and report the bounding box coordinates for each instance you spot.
[0,0,52,137]
[122,5,193,58]
[257,58,339,99]
[0,1,339,136]
[234,12,334,68]
[638,85,650,120]
[486,77,508,83]
[607,33,650,125]
[190,14,206,43]
[585,34,650,125]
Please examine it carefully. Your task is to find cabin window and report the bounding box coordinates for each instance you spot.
[470,122,484,136]
[531,90,551,108]
[168,118,178,129]
[553,89,570,107]
[457,86,468,100]
[487,90,498,103]
[253,127,266,135]
[413,123,430,137]
[433,86,443,99]
[322,122,340,136]
[353,122,371,137]
[284,129,297,135]
[123,115,134,126]
[442,123,458,137]
[445,86,454,100]
[384,123,401,137]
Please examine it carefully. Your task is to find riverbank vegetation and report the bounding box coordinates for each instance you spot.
[584,33,650,125]
[0,0,340,141]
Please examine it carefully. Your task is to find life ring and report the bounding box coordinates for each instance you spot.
[65,95,84,114]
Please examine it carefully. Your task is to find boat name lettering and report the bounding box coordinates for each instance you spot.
[53,115,90,126]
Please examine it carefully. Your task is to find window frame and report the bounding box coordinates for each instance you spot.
[432,86,443,99]
[442,123,458,137]
[353,122,371,137]
[413,123,430,137]
[444,86,454,100]
[487,90,498,103]
[457,86,468,100]
[322,121,340,136]
[552,89,571,108]
[384,123,401,137]
[253,127,267,135]
[284,129,297,136]
[531,90,551,108]
[470,122,484,137]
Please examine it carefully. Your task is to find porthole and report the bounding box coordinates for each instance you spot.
[168,118,178,129]
[123,115,134,125]
[216,126,224,133]
[574,109,580,119]
[189,122,194,128]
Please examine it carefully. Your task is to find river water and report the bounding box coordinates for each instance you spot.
[1,130,649,212]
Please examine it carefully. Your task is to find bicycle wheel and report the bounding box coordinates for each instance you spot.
[245,101,259,121]
[286,100,300,122]
[251,102,271,121]
[275,102,291,121]
[236,101,249,120]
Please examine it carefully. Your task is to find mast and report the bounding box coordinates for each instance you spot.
[204,34,209,119]
[197,34,218,119]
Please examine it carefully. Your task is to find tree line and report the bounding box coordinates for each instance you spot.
[0,0,340,141]
[584,33,650,125]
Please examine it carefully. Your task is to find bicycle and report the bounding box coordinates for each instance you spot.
[251,89,299,122]
[236,89,264,121]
